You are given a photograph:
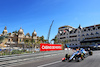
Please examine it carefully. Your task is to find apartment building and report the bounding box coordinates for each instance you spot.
[56,24,100,47]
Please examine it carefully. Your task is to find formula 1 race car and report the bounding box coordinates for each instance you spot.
[62,48,93,62]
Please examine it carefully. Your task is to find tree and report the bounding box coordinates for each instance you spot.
[64,40,69,44]
[51,36,58,44]
[0,36,4,43]
[44,39,48,43]
[35,40,41,48]
[28,40,31,51]
[24,39,29,48]
[12,30,18,33]
[31,39,35,48]
[60,39,69,45]
[26,33,30,37]
[40,36,45,43]
[24,39,33,52]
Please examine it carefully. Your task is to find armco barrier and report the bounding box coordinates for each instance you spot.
[0,49,73,66]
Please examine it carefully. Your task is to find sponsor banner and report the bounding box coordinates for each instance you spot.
[40,43,62,51]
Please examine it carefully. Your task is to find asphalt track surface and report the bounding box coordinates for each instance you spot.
[13,51,100,67]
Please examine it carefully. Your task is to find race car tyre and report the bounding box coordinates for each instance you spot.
[62,60,65,62]
[65,54,68,59]
[75,57,80,62]
[75,57,78,62]
[89,51,93,55]
[68,59,72,62]
[65,54,70,60]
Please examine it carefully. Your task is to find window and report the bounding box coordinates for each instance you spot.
[82,34,84,36]
[8,39,10,42]
[78,38,80,41]
[78,31,80,33]
[20,38,21,42]
[93,27,95,30]
[91,33,94,35]
[78,35,80,36]
[96,32,99,34]
[60,34,62,36]
[59,31,62,34]
[69,35,77,38]
[98,27,100,29]
[86,33,89,36]
[72,39,74,41]
[75,39,77,41]
[88,28,90,31]
[84,29,86,31]
[60,37,66,39]
[12,39,13,42]
[96,28,98,30]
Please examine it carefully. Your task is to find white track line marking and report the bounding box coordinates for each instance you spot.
[37,60,61,67]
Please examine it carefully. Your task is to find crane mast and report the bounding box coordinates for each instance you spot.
[47,20,54,43]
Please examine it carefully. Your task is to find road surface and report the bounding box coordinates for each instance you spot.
[10,51,100,67]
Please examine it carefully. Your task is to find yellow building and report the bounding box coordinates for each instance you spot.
[0,26,38,48]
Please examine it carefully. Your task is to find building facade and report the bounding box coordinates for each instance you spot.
[56,24,100,47]
[0,26,38,48]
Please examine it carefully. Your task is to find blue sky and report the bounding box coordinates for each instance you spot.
[0,0,100,41]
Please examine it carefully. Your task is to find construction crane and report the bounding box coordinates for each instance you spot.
[47,20,54,43]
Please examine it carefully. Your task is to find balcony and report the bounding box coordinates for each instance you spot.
[85,35,100,38]
[6,42,17,44]
[18,42,24,44]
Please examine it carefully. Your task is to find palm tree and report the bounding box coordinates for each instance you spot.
[35,40,41,48]
[51,36,58,44]
[40,36,45,43]
[61,39,70,49]
[24,39,32,52]
[12,30,18,33]
[61,39,69,45]
[44,40,48,43]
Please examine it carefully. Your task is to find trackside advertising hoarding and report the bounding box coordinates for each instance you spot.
[40,43,62,51]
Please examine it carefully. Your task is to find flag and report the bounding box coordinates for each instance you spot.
[64,30,66,33]
[60,31,62,34]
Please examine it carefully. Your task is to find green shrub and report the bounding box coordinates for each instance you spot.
[11,50,22,54]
